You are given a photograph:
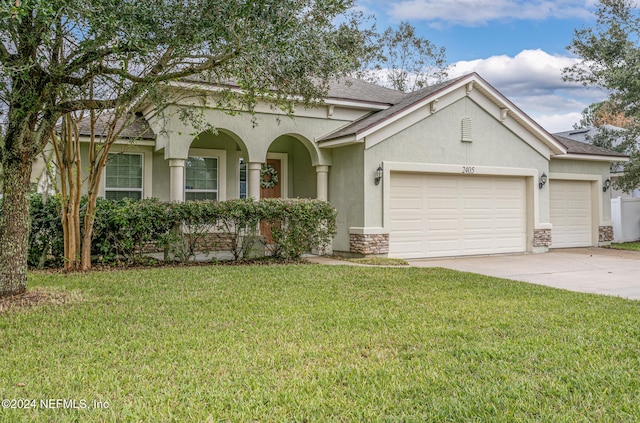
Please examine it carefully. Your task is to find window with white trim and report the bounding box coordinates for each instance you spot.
[105,153,143,200]
[239,158,247,199]
[185,156,218,201]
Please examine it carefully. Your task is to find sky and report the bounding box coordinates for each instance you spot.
[355,0,607,133]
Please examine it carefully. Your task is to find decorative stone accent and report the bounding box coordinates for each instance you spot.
[599,226,614,242]
[350,233,389,256]
[140,233,236,254]
[533,228,552,247]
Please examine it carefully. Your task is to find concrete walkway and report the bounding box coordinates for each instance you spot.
[409,248,640,300]
[308,248,640,300]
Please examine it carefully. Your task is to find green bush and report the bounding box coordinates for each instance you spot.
[26,195,337,266]
[260,198,337,259]
[28,194,64,268]
[92,198,176,264]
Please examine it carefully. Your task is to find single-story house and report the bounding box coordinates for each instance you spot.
[33,72,628,258]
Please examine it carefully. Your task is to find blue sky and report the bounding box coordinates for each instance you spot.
[356,0,607,132]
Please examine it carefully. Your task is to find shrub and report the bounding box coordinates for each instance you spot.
[260,198,337,259]
[91,198,175,264]
[216,199,262,260]
[26,195,338,266]
[28,194,64,268]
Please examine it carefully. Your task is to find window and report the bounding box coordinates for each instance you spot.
[185,156,218,201]
[105,153,143,200]
[239,158,247,199]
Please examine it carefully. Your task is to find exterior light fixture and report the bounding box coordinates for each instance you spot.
[375,164,383,186]
[539,172,548,189]
[603,178,611,192]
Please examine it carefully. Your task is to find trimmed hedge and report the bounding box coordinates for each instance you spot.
[28,196,337,267]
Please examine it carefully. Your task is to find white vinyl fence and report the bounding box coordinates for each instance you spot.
[611,198,640,243]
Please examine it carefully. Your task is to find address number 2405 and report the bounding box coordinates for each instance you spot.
[462,166,475,174]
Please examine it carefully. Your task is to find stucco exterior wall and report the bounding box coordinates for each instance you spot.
[269,136,316,199]
[364,97,550,228]
[328,143,365,252]
[150,104,342,166]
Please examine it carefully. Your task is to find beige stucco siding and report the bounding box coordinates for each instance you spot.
[269,136,316,199]
[364,97,549,228]
[151,104,342,165]
[328,143,365,252]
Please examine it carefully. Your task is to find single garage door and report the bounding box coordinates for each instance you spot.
[389,173,527,258]
[550,180,593,248]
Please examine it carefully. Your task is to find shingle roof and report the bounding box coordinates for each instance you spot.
[326,77,406,105]
[318,75,467,142]
[77,113,155,140]
[552,134,628,158]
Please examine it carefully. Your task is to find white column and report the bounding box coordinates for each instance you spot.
[169,159,185,202]
[248,162,262,200]
[316,165,329,201]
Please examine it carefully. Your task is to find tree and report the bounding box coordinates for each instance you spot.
[0,0,367,297]
[564,0,640,192]
[356,21,449,92]
[50,107,141,271]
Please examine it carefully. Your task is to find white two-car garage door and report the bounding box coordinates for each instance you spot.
[389,173,527,258]
[549,180,593,248]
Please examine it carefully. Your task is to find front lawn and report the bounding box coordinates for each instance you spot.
[611,241,640,251]
[2,265,639,422]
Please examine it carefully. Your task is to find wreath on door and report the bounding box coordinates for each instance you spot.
[260,163,279,189]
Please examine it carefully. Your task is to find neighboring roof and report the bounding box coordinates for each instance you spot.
[77,113,155,140]
[554,125,623,143]
[552,134,628,158]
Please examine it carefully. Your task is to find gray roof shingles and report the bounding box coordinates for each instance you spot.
[318,75,467,142]
[71,76,628,160]
[77,113,156,140]
[552,134,628,158]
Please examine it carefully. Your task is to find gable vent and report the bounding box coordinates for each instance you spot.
[461,116,472,142]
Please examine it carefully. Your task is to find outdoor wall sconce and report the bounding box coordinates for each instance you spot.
[603,178,611,192]
[539,172,547,189]
[375,164,383,186]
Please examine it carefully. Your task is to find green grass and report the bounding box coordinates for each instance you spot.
[2,264,640,422]
[346,257,409,266]
[611,241,640,251]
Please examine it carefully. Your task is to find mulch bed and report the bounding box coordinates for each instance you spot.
[0,288,82,314]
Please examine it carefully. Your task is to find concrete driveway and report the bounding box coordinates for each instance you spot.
[409,248,640,300]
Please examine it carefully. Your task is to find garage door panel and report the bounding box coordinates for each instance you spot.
[389,173,527,258]
[550,180,593,248]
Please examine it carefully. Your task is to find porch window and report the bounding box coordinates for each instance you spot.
[239,158,247,199]
[105,153,143,200]
[185,156,218,201]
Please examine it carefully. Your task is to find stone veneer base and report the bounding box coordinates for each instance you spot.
[533,228,552,248]
[349,233,389,256]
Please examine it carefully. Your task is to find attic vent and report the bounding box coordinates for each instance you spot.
[461,116,472,142]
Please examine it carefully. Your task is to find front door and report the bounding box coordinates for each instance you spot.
[260,158,282,243]
[260,158,282,199]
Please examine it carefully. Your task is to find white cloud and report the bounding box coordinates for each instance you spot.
[448,49,607,132]
[388,0,596,26]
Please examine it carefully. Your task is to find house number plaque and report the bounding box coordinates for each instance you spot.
[462,166,475,174]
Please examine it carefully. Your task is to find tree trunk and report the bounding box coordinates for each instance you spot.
[80,194,98,271]
[0,158,32,297]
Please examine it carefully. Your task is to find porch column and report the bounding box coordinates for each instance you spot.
[248,162,263,200]
[169,159,185,202]
[316,165,329,201]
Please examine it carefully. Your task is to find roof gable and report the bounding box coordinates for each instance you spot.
[318,73,567,157]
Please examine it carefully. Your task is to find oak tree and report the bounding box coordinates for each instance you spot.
[0,0,366,296]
